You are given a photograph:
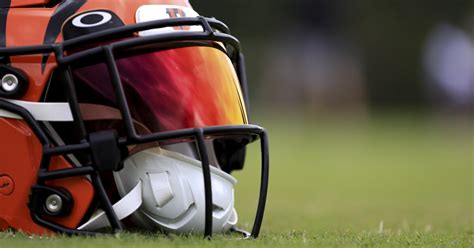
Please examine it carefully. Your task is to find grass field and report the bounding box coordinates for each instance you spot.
[1,113,472,247]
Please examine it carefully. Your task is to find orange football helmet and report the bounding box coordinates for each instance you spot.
[0,0,268,238]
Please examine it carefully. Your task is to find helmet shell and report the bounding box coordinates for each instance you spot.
[0,0,192,235]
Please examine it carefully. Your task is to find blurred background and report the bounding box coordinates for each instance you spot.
[196,0,473,238]
[195,0,474,115]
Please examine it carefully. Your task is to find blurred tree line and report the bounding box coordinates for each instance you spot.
[194,0,473,112]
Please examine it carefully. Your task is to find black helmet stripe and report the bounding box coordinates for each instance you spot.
[41,0,87,72]
[0,0,11,64]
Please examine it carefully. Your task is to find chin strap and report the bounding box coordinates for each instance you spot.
[78,181,143,231]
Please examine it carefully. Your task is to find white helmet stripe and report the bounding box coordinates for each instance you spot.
[0,98,74,121]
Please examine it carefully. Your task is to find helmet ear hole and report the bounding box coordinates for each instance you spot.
[213,139,248,174]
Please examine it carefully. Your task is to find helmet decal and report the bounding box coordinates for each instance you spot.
[63,10,125,40]
[0,174,14,196]
[136,5,202,36]
[41,0,86,72]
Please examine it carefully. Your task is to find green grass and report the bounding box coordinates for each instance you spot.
[1,113,472,247]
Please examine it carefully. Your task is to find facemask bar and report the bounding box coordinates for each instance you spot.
[0,16,267,238]
[0,99,269,237]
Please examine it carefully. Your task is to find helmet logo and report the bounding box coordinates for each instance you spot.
[72,11,113,28]
[63,10,125,40]
[136,5,203,36]
[0,175,14,196]
[166,8,189,31]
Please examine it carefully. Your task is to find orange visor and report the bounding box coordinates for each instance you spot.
[73,45,248,133]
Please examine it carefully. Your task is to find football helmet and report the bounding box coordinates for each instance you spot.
[0,0,269,238]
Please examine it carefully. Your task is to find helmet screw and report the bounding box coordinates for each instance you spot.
[45,194,63,214]
[1,74,19,92]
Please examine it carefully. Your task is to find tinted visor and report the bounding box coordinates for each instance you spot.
[73,45,248,134]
